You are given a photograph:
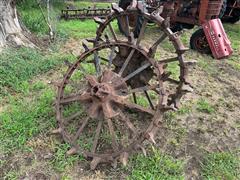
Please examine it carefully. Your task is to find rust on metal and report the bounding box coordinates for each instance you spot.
[54,2,194,170]
[61,6,111,20]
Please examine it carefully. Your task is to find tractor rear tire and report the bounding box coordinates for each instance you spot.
[190,29,211,54]
[224,9,240,23]
[119,0,132,10]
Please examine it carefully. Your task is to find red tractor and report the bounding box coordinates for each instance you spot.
[118,0,234,58]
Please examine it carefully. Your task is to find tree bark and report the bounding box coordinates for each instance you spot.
[0,0,35,51]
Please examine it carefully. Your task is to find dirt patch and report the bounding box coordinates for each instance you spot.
[0,105,5,113]
[61,38,85,57]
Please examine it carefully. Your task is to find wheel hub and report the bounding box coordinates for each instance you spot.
[80,70,128,119]
[90,83,112,100]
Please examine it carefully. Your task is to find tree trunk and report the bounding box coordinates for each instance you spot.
[0,0,35,51]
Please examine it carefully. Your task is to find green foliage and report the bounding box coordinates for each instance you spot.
[73,1,111,8]
[0,48,65,97]
[20,10,49,34]
[17,0,65,35]
[51,143,84,172]
[128,148,184,180]
[0,88,56,154]
[196,99,215,114]
[223,24,240,51]
[200,152,240,180]
[57,20,98,39]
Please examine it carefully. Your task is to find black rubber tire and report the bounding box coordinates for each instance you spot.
[222,9,240,23]
[190,29,211,54]
[118,0,144,38]
[133,15,144,38]
[119,0,132,10]
[171,23,195,32]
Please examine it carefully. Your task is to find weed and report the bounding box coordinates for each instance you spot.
[177,104,193,115]
[200,152,240,179]
[0,88,56,154]
[57,20,98,39]
[3,171,18,180]
[73,1,110,9]
[196,99,215,114]
[20,10,49,34]
[51,143,84,172]
[0,48,67,97]
[17,0,65,35]
[127,147,184,180]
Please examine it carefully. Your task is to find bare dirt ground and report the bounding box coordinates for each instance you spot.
[157,58,240,179]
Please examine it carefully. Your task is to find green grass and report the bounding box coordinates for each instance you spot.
[17,0,65,35]
[73,1,111,8]
[222,23,240,71]
[223,23,240,51]
[0,47,69,97]
[19,9,49,34]
[200,152,240,180]
[127,148,184,180]
[51,143,84,172]
[0,88,56,154]
[57,19,98,39]
[196,99,215,114]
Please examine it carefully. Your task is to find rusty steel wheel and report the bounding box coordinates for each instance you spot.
[94,3,193,108]
[54,4,193,170]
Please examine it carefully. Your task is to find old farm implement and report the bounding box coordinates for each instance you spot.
[118,0,233,58]
[53,1,232,169]
[61,0,233,58]
[61,6,111,20]
[54,2,194,170]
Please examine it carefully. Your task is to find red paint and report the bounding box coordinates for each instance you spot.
[202,18,233,59]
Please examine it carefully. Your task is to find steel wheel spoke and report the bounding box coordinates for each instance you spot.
[130,84,159,94]
[88,104,101,118]
[112,96,155,115]
[87,56,109,64]
[123,62,151,81]
[159,57,179,64]
[136,19,148,45]
[144,91,155,110]
[60,93,83,105]
[124,101,154,115]
[94,51,101,75]
[165,78,180,84]
[91,119,103,153]
[107,118,118,152]
[108,23,118,42]
[149,33,167,57]
[133,92,137,104]
[108,46,115,68]
[72,117,90,142]
[119,112,137,135]
[118,49,135,76]
[63,112,82,125]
